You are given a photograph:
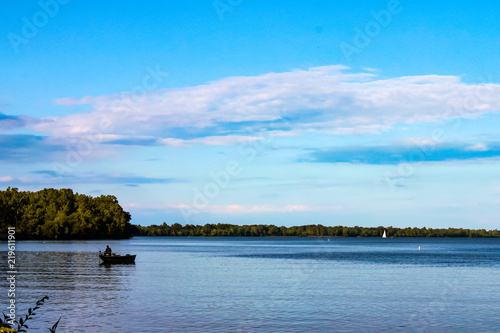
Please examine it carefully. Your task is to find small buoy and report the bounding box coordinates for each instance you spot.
[418,246,421,251]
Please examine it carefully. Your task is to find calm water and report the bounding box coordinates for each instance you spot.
[2,237,500,332]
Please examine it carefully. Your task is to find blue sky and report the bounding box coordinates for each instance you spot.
[2,0,500,228]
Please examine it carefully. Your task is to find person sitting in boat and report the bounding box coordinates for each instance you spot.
[104,245,112,256]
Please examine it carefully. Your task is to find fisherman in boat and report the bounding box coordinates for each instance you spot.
[104,245,112,256]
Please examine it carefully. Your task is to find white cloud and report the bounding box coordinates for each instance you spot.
[210,204,343,214]
[168,135,262,147]
[327,124,392,135]
[466,143,489,152]
[124,202,343,214]
[32,66,500,145]
[97,134,262,147]
[397,137,440,147]
[0,176,14,182]
[219,204,313,213]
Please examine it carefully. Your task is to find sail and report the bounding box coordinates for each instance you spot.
[382,230,387,238]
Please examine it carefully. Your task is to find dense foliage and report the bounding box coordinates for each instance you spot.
[134,223,500,238]
[0,188,133,239]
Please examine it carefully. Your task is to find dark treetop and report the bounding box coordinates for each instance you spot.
[0,187,133,240]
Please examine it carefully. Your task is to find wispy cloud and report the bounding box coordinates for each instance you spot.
[4,66,500,169]
[305,142,500,165]
[28,171,185,186]
[0,134,64,163]
[217,204,343,214]
[29,66,500,146]
[124,203,343,214]
[100,175,184,185]
[0,113,39,132]
[32,170,67,178]
[466,143,489,152]
[100,134,263,147]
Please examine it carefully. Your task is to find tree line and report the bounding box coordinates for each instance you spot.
[134,222,500,238]
[2,187,498,239]
[0,187,134,239]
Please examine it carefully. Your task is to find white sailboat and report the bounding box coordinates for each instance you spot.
[382,230,387,238]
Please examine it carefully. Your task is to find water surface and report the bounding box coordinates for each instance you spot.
[2,237,500,332]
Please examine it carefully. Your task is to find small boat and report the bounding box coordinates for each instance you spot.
[382,230,387,238]
[99,252,136,264]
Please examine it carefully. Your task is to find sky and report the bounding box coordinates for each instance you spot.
[1,0,500,228]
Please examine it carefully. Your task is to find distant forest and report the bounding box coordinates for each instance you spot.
[2,187,499,240]
[135,223,500,238]
[0,188,134,239]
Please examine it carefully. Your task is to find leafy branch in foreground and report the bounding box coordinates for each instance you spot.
[0,296,61,333]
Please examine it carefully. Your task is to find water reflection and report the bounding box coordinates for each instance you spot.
[13,251,135,332]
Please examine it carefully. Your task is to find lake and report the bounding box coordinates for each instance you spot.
[3,237,500,332]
